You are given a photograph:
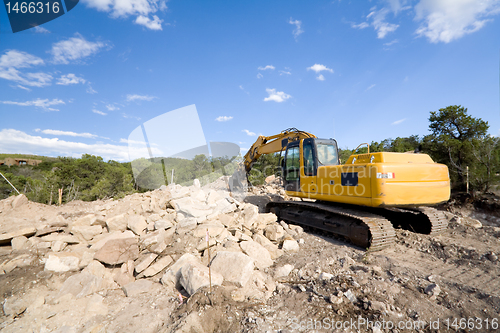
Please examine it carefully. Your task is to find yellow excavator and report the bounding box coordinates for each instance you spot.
[235,128,450,251]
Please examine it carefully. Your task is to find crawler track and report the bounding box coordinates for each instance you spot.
[266,201,395,251]
[266,201,448,252]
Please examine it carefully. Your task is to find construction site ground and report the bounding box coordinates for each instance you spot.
[0,179,499,333]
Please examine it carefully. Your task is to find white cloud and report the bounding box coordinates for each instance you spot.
[50,34,108,64]
[351,22,370,29]
[0,129,152,161]
[1,98,64,111]
[126,94,156,102]
[105,104,120,111]
[0,50,52,87]
[257,73,263,79]
[92,109,107,115]
[391,118,406,125]
[263,88,292,103]
[384,39,399,46]
[316,74,325,81]
[56,73,86,85]
[34,26,50,33]
[215,116,233,122]
[16,85,31,91]
[366,84,376,91]
[242,129,256,136]
[289,18,304,40]
[135,15,163,30]
[258,65,275,71]
[87,84,97,94]
[36,129,98,138]
[414,0,500,43]
[367,8,400,38]
[122,113,141,120]
[82,0,167,30]
[279,69,291,75]
[307,64,334,73]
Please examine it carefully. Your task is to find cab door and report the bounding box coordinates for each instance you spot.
[300,138,318,194]
[283,142,300,192]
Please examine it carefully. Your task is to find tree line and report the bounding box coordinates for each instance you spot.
[249,105,500,193]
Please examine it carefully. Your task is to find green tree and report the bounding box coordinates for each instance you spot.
[423,105,491,191]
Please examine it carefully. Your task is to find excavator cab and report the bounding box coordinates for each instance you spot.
[283,138,339,193]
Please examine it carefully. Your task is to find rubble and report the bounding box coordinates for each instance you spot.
[0,180,499,333]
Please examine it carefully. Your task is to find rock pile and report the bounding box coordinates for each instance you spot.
[0,178,305,331]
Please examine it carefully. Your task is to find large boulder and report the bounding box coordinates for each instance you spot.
[44,253,80,272]
[11,194,28,209]
[240,240,273,269]
[94,238,139,265]
[128,215,148,236]
[170,197,213,220]
[106,214,129,232]
[179,261,223,296]
[142,255,173,277]
[210,251,254,287]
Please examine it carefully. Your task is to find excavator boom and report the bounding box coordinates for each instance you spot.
[243,128,316,172]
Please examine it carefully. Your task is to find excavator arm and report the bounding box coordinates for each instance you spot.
[243,128,316,172]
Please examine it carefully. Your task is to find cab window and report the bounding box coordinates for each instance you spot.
[285,146,300,181]
[303,142,315,176]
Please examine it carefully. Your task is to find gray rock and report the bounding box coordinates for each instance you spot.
[171,197,213,219]
[106,214,129,232]
[370,300,387,313]
[319,272,333,281]
[3,296,27,317]
[0,226,36,245]
[45,253,80,272]
[113,260,135,287]
[344,289,357,303]
[94,238,139,265]
[193,224,225,238]
[252,233,281,259]
[72,214,96,227]
[160,253,199,288]
[71,225,103,241]
[274,264,294,279]
[154,219,174,230]
[176,218,197,232]
[128,215,148,236]
[11,236,29,251]
[264,224,285,241]
[486,252,498,262]
[142,255,173,277]
[135,253,158,273]
[122,279,154,297]
[424,283,441,297]
[11,194,28,209]
[282,239,300,253]
[89,230,136,251]
[210,251,254,287]
[179,261,223,295]
[240,240,273,269]
[84,294,108,318]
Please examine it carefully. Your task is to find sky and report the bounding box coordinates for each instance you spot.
[0,0,499,161]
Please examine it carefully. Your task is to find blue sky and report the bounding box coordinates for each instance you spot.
[0,0,499,161]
